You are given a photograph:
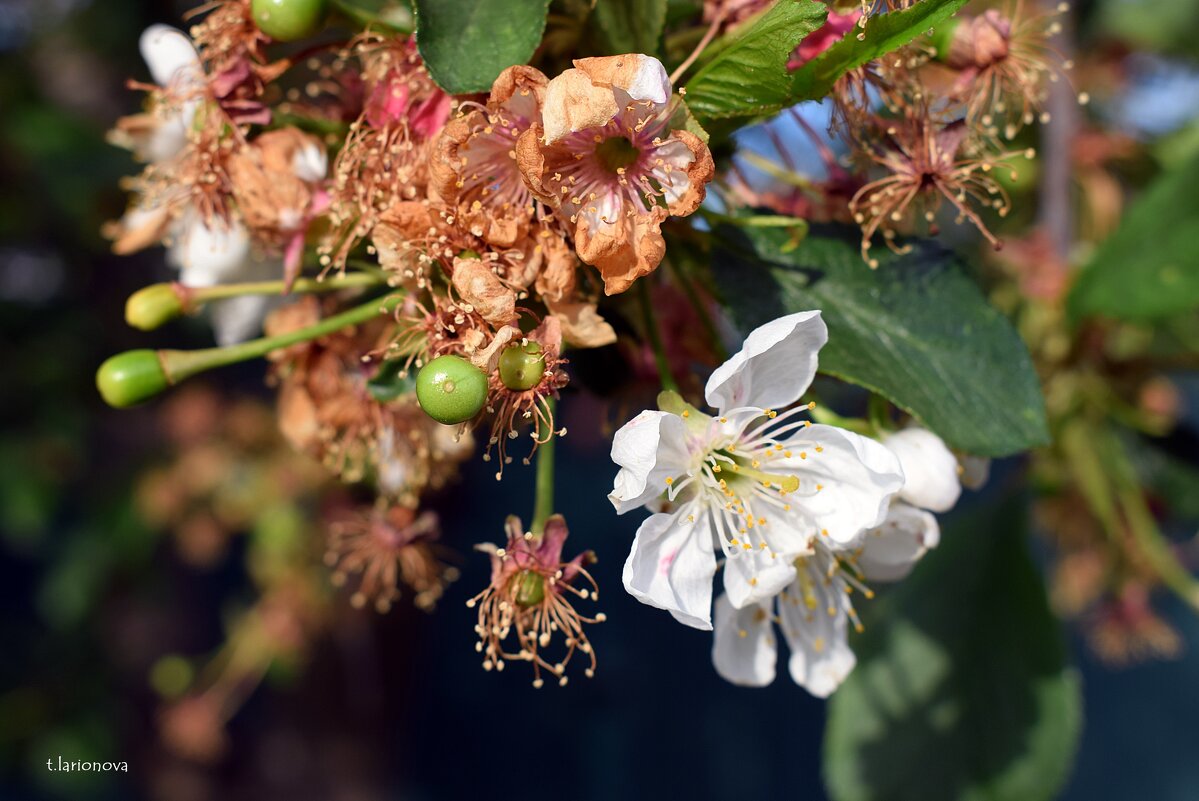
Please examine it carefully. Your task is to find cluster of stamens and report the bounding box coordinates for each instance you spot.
[467,522,604,687]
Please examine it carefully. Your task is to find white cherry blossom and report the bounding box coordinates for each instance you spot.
[609,311,904,630]
[711,425,965,695]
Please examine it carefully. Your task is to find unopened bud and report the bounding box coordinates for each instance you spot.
[96,349,170,408]
[125,283,186,331]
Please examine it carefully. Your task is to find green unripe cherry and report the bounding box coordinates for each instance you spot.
[415,355,488,425]
[251,0,328,41]
[126,283,185,331]
[97,350,170,408]
[498,342,546,392]
[514,570,546,607]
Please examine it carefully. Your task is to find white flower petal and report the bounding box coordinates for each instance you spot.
[608,410,690,514]
[723,546,797,609]
[959,453,991,490]
[207,255,282,346]
[622,511,716,630]
[857,502,940,583]
[210,295,271,346]
[883,428,962,513]
[712,594,777,686]
[139,25,201,89]
[143,113,191,163]
[779,570,856,697]
[292,143,328,183]
[776,425,904,546]
[704,311,827,413]
[168,216,253,286]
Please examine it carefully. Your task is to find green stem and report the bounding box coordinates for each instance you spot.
[186,272,383,303]
[328,0,413,32]
[162,294,400,384]
[638,280,680,394]
[530,395,557,539]
[809,405,874,436]
[1104,432,1199,614]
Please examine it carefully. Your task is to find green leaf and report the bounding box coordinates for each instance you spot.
[414,0,550,94]
[592,0,668,55]
[684,0,828,123]
[711,224,1048,456]
[1067,153,1199,322]
[790,0,968,102]
[824,502,1083,801]
[668,97,711,144]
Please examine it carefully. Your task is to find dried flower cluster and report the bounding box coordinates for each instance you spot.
[98,2,1194,773]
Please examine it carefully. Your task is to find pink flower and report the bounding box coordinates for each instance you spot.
[787,9,861,71]
[468,514,604,686]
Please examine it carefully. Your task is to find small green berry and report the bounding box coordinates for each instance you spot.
[415,355,488,425]
[96,350,170,408]
[498,342,546,392]
[125,283,185,331]
[251,0,328,41]
[514,570,546,607]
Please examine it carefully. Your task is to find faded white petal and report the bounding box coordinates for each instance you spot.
[292,143,328,183]
[143,115,191,163]
[622,511,716,630]
[139,25,201,89]
[608,410,690,514]
[883,428,962,513]
[857,503,940,583]
[704,311,827,413]
[168,216,253,286]
[620,54,671,105]
[712,594,777,686]
[210,294,271,346]
[209,253,282,346]
[775,425,904,546]
[959,453,991,490]
[779,570,856,697]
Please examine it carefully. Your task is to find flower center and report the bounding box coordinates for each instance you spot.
[595,135,641,173]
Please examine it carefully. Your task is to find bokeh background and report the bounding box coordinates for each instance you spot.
[2,0,1199,799]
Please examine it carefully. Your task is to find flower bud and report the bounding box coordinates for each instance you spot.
[415,354,488,425]
[498,342,546,392]
[96,349,170,408]
[126,283,185,331]
[251,0,328,41]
